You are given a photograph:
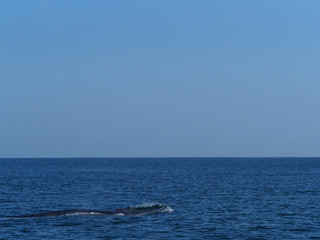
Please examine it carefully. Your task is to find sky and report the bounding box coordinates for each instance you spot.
[1,0,320,158]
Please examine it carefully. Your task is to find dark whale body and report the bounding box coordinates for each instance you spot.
[16,205,166,218]
[18,209,116,218]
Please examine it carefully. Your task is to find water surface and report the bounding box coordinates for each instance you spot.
[1,158,320,239]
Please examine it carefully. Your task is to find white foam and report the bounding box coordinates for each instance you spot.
[160,206,174,213]
[132,202,174,213]
[133,202,163,208]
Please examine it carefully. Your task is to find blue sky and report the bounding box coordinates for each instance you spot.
[1,0,320,157]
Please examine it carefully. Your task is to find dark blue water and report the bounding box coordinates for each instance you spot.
[1,158,320,239]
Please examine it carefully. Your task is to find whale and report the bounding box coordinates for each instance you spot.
[14,204,170,218]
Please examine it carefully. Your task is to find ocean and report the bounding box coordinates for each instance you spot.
[1,158,320,239]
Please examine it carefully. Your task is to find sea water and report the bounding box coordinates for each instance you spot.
[1,158,320,239]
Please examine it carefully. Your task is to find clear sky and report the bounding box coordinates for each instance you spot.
[1,0,320,158]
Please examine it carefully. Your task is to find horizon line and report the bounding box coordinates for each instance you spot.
[1,156,320,159]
